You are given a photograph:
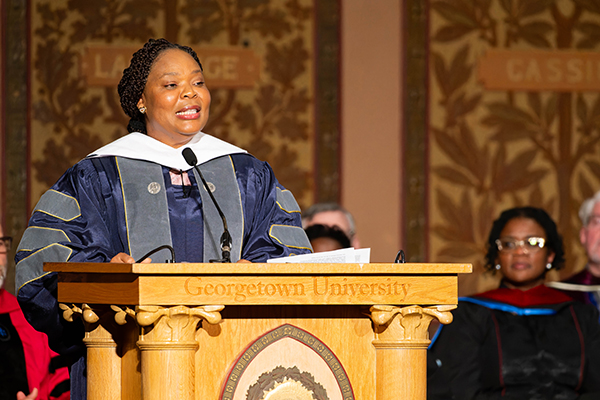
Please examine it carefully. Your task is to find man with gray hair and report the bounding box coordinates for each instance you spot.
[302,203,360,248]
[557,191,600,311]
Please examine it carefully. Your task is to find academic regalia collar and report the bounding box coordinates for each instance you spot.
[474,284,573,307]
[546,268,600,293]
[0,288,20,313]
[430,285,573,348]
[566,267,600,285]
[87,131,247,171]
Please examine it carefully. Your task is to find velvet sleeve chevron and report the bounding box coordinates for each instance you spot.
[14,158,129,355]
[231,154,312,262]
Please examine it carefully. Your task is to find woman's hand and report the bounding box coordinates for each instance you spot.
[236,259,251,263]
[16,388,38,400]
[111,252,151,263]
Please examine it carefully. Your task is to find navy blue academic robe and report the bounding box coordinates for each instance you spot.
[15,144,311,399]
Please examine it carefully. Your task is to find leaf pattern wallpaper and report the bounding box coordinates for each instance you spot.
[429,0,600,295]
[29,0,315,209]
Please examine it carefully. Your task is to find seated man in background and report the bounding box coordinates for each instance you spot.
[302,203,360,248]
[559,191,600,311]
[0,224,70,400]
[304,224,351,253]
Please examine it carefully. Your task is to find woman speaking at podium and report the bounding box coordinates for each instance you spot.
[14,38,312,400]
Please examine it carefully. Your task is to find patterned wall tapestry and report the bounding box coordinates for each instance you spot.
[428,0,600,295]
[29,0,316,210]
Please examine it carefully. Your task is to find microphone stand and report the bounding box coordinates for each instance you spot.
[182,148,232,263]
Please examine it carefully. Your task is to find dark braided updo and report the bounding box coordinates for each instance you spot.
[118,38,203,133]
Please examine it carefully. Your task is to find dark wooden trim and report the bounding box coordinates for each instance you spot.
[3,0,29,294]
[403,0,429,262]
[1,0,5,227]
[314,0,341,203]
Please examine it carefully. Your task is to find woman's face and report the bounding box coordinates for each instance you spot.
[496,217,555,291]
[137,49,211,148]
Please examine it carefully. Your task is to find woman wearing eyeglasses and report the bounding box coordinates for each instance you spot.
[427,207,600,400]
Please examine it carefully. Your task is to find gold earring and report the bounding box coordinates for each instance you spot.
[139,106,147,114]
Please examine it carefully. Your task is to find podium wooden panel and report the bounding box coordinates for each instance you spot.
[45,262,471,400]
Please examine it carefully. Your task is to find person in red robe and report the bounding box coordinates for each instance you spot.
[0,227,69,400]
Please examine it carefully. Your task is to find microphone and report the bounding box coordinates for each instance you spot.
[182,147,232,263]
[394,249,406,263]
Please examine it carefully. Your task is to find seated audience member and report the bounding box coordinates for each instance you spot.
[304,224,351,253]
[559,191,600,311]
[0,225,69,400]
[427,207,600,400]
[302,203,360,248]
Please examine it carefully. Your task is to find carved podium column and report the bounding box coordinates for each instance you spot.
[370,304,456,400]
[135,305,224,400]
[60,304,123,400]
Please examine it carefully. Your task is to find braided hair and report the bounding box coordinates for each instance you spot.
[117,38,203,134]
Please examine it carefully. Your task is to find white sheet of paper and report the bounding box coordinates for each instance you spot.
[267,247,371,264]
[353,248,371,263]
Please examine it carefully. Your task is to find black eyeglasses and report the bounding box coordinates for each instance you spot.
[0,236,12,253]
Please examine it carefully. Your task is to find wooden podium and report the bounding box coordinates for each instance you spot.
[45,262,471,400]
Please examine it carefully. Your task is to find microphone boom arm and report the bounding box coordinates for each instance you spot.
[195,167,232,262]
[182,147,232,263]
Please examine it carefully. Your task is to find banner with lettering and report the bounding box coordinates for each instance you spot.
[427,0,600,295]
[29,0,316,209]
